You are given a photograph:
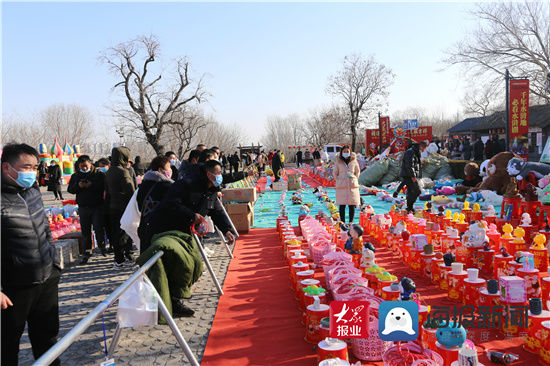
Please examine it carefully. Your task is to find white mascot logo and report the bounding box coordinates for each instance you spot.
[381,307,415,335]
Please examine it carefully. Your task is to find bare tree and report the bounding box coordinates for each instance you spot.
[100,35,207,155]
[445,1,550,103]
[262,114,304,157]
[305,106,349,146]
[163,107,209,159]
[2,105,93,149]
[1,111,45,148]
[327,54,395,151]
[461,83,503,117]
[41,104,94,145]
[194,119,247,156]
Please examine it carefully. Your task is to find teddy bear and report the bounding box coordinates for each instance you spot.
[455,162,482,195]
[470,152,518,195]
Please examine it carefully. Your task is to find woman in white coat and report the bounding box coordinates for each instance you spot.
[333,146,361,223]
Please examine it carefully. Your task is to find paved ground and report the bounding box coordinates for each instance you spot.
[19,187,232,365]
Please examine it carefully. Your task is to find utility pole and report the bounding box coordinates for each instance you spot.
[505,69,510,151]
[378,112,382,148]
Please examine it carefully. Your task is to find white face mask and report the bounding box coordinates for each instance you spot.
[342,153,350,158]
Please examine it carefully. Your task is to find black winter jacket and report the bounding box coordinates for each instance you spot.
[1,182,60,287]
[105,147,135,212]
[400,145,421,178]
[67,168,106,207]
[148,164,232,236]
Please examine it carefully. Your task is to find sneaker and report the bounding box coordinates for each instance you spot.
[113,261,126,269]
[123,259,138,268]
[80,255,91,265]
[125,253,135,262]
[171,298,195,317]
[106,247,114,254]
[100,248,107,257]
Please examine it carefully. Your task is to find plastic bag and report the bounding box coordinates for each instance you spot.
[117,276,158,328]
[379,159,400,185]
[359,160,389,186]
[120,189,141,251]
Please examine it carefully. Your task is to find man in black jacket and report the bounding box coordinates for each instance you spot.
[1,143,61,366]
[105,147,136,267]
[68,155,107,263]
[473,137,485,161]
[272,150,282,182]
[394,142,426,213]
[296,149,303,168]
[148,160,236,243]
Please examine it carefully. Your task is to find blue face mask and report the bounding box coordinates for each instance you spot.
[80,168,91,173]
[9,165,36,188]
[212,174,223,187]
[98,167,108,173]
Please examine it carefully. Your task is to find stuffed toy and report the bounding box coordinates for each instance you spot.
[479,159,490,179]
[507,158,550,180]
[436,186,456,195]
[455,163,482,195]
[470,152,517,195]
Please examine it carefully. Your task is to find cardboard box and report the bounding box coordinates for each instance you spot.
[287,173,302,191]
[231,213,252,233]
[272,181,288,191]
[225,202,253,233]
[222,187,257,203]
[225,202,253,215]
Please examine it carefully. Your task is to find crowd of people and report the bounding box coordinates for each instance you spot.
[428,135,506,161]
[0,142,258,364]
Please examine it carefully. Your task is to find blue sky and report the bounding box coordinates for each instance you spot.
[2,2,477,141]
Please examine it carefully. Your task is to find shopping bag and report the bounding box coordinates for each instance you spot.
[117,275,158,328]
[120,189,141,251]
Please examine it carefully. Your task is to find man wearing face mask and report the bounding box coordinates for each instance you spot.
[68,155,107,263]
[145,160,235,316]
[148,160,235,244]
[1,144,61,365]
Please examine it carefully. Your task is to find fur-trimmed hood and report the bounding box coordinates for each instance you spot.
[143,170,174,184]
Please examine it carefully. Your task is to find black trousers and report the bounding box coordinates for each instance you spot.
[52,189,63,200]
[402,177,421,212]
[339,205,356,223]
[1,273,60,366]
[110,208,132,264]
[78,206,105,254]
[296,159,302,168]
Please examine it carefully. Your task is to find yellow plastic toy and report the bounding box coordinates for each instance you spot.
[459,213,466,224]
[502,223,514,239]
[473,203,480,213]
[445,210,452,220]
[463,201,470,210]
[452,212,460,223]
[513,227,525,243]
[376,272,397,282]
[531,234,547,250]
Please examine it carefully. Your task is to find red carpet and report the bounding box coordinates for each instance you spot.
[202,228,539,365]
[202,228,318,365]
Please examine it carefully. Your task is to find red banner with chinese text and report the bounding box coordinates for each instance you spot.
[509,79,529,139]
[380,116,391,145]
[365,129,379,148]
[408,126,432,143]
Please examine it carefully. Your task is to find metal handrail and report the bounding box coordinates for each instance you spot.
[33,251,164,366]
